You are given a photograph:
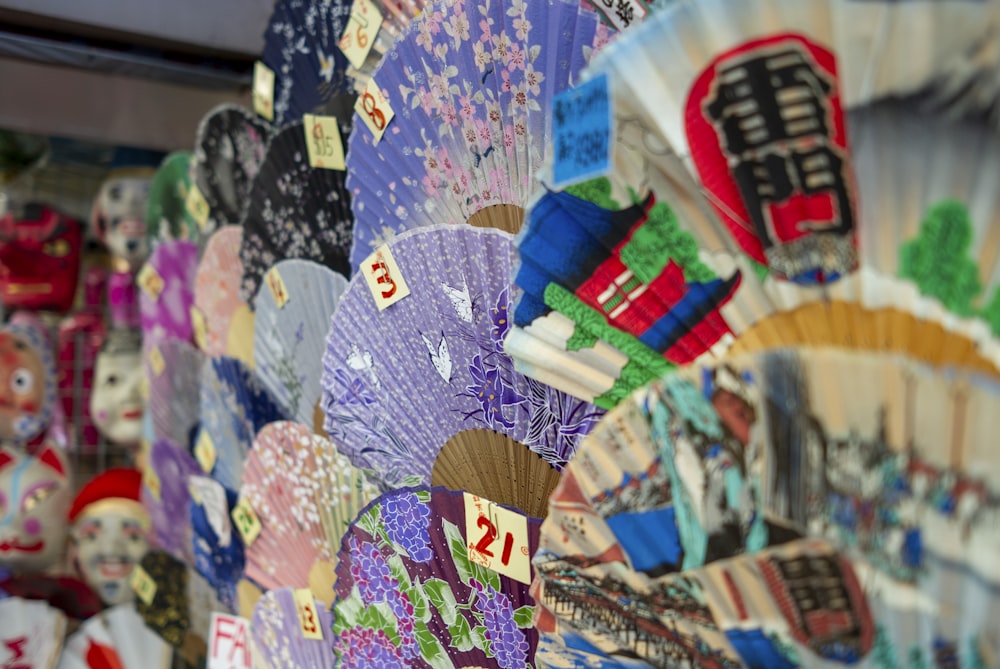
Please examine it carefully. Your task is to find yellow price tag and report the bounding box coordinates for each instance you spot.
[137,263,164,302]
[355,78,394,144]
[139,375,150,400]
[148,345,165,377]
[463,492,532,585]
[143,465,162,501]
[131,564,158,605]
[361,245,410,311]
[292,589,324,640]
[338,0,383,70]
[194,430,217,474]
[186,183,210,231]
[191,305,209,350]
[231,498,262,546]
[265,266,290,309]
[303,114,346,171]
[253,61,276,122]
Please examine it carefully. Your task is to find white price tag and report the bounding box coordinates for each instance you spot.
[355,78,394,144]
[303,114,346,171]
[361,245,410,310]
[338,0,383,70]
[253,61,276,122]
[463,493,532,585]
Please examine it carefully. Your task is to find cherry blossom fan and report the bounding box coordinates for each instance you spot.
[251,587,335,668]
[59,603,173,669]
[320,225,604,517]
[146,151,199,245]
[139,240,199,346]
[142,438,200,564]
[253,260,349,426]
[194,225,250,356]
[146,338,203,450]
[531,348,1000,668]
[239,421,378,603]
[193,104,272,235]
[345,0,613,271]
[331,487,541,668]
[239,119,353,305]
[188,475,245,614]
[0,597,66,669]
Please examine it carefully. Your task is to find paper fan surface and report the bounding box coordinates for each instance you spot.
[146,338,202,450]
[199,355,289,492]
[345,0,614,271]
[142,439,200,564]
[139,240,199,345]
[532,348,1000,667]
[194,226,247,356]
[251,587,335,669]
[253,259,349,425]
[193,104,272,234]
[189,475,245,613]
[240,120,353,305]
[146,151,199,245]
[331,486,541,668]
[321,225,604,493]
[0,597,66,669]
[240,421,378,601]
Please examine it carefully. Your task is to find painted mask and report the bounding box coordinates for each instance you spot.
[91,172,154,272]
[0,445,72,573]
[90,330,144,447]
[0,203,83,313]
[0,323,57,447]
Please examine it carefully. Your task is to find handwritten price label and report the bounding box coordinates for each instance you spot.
[551,73,612,189]
[338,0,383,69]
[361,245,410,310]
[252,61,276,122]
[208,613,252,669]
[194,430,218,474]
[137,263,164,302]
[463,493,531,585]
[143,465,162,501]
[355,78,394,144]
[589,0,648,31]
[130,564,157,605]
[231,498,262,547]
[186,183,210,231]
[303,114,346,171]
[292,589,324,640]
[191,305,209,350]
[148,344,165,377]
[265,266,290,309]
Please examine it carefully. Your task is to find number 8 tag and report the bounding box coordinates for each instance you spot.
[463,493,531,585]
[356,78,394,144]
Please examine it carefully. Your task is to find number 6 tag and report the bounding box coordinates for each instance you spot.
[356,78,394,144]
[463,493,531,585]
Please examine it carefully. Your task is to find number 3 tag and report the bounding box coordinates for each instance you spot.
[463,493,531,585]
[356,78,394,144]
[293,589,324,640]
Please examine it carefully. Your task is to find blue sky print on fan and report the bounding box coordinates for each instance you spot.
[321,225,604,490]
[345,0,613,271]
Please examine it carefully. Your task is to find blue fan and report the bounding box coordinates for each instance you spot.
[188,475,245,613]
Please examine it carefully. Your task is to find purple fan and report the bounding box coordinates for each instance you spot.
[142,439,200,565]
[251,587,335,667]
[345,0,614,271]
[146,338,202,450]
[320,225,603,511]
[139,240,199,345]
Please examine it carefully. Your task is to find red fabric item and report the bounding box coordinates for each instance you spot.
[68,468,143,523]
[0,204,83,313]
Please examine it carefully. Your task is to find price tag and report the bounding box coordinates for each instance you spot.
[303,114,346,171]
[130,564,157,605]
[588,0,649,31]
[195,430,217,474]
[137,263,164,302]
[148,345,165,377]
[252,61,275,122]
[208,613,252,669]
[143,465,162,501]
[186,183,210,231]
[338,0,383,70]
[265,266,290,309]
[292,589,324,640]
[355,78,394,144]
[463,492,531,585]
[551,73,612,189]
[361,245,410,310]
[191,305,209,350]
[231,498,262,547]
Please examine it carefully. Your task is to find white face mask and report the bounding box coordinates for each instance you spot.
[90,349,144,446]
[94,177,151,271]
[71,508,150,605]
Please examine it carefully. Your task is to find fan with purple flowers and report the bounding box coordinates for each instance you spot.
[251,587,336,668]
[320,225,604,517]
[331,487,541,668]
[142,438,200,565]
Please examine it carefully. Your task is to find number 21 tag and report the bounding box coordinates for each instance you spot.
[463,493,531,585]
[356,78,394,144]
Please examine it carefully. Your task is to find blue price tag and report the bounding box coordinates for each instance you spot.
[551,73,612,189]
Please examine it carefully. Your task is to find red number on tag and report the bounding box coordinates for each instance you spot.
[475,514,497,558]
[362,92,386,130]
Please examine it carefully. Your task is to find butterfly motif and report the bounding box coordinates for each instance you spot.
[347,343,380,389]
[441,280,473,323]
[420,332,452,383]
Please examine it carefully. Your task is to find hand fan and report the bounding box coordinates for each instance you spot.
[253,259,349,426]
[146,338,203,450]
[239,421,378,603]
[331,486,541,668]
[0,597,66,669]
[194,226,249,356]
[146,151,199,246]
[189,475,245,614]
[59,604,173,669]
[239,119,353,305]
[142,438,200,565]
[320,225,604,516]
[251,587,335,668]
[139,240,199,346]
[531,347,1000,667]
[193,104,272,235]
[199,355,290,492]
[344,0,614,271]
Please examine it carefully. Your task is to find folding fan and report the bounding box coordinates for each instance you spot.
[146,151,199,246]
[142,438,199,565]
[194,226,249,356]
[344,0,614,271]
[146,338,202,450]
[239,119,353,305]
[188,475,245,614]
[320,225,604,516]
[59,603,173,669]
[193,104,273,235]
[0,597,66,669]
[331,486,541,668]
[253,259,349,426]
[251,587,335,668]
[239,421,378,603]
[139,240,199,346]
[531,347,1000,667]
[198,355,289,492]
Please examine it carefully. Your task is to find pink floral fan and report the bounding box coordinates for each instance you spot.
[194,225,249,356]
[345,0,613,271]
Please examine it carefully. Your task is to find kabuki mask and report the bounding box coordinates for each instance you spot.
[90,329,144,447]
[0,322,57,447]
[91,172,154,272]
